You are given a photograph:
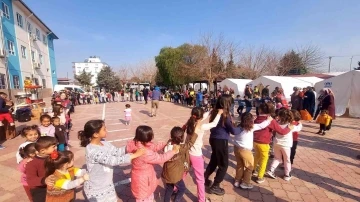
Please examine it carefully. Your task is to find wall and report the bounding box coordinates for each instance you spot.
[12,3,53,89]
[74,62,105,85]
[2,0,22,89]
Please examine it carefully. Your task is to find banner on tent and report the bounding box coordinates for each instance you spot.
[324,81,332,88]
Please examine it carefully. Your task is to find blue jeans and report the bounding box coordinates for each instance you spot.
[196,100,202,107]
[57,144,65,151]
[164,179,186,202]
[246,107,252,113]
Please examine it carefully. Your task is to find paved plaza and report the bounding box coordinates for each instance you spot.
[0,101,359,202]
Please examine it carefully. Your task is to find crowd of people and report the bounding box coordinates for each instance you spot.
[11,83,341,202]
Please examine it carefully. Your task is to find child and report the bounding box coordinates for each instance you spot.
[78,120,145,202]
[126,125,180,201]
[94,94,99,104]
[18,143,37,201]
[183,107,222,202]
[244,95,252,113]
[274,97,283,109]
[266,109,302,181]
[253,93,262,116]
[52,117,67,151]
[50,104,66,125]
[45,150,88,201]
[253,103,291,184]
[26,136,58,202]
[162,127,198,202]
[233,113,272,189]
[316,109,332,135]
[124,104,132,125]
[0,92,15,126]
[290,110,301,164]
[16,125,40,163]
[39,114,55,137]
[236,95,245,116]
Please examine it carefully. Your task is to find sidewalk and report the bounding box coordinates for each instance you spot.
[0,101,359,202]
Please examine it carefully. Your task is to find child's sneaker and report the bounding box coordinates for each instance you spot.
[252,171,259,177]
[322,131,326,135]
[234,180,240,188]
[266,171,277,179]
[284,175,292,181]
[240,182,253,189]
[256,177,265,184]
[316,130,322,134]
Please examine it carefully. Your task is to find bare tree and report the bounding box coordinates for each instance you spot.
[117,66,129,84]
[196,33,242,90]
[240,45,279,79]
[297,44,324,72]
[127,59,158,85]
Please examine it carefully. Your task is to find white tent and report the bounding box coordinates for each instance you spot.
[314,70,360,117]
[219,79,252,96]
[292,77,323,86]
[247,76,314,99]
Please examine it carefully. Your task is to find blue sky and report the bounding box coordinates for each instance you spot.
[24,0,360,77]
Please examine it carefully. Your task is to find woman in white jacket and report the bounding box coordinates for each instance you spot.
[266,109,302,181]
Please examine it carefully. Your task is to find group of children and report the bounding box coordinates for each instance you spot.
[13,89,339,202]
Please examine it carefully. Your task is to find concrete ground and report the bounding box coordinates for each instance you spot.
[0,100,359,202]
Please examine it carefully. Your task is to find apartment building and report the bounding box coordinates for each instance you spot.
[73,56,108,86]
[0,0,58,99]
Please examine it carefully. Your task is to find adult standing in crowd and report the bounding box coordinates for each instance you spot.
[291,87,302,111]
[261,85,270,97]
[303,86,316,116]
[150,87,161,117]
[143,87,149,104]
[244,85,253,99]
[276,88,289,109]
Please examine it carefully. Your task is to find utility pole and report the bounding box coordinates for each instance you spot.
[328,56,332,73]
[350,56,353,71]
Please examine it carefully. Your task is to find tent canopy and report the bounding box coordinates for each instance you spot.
[292,77,323,86]
[314,70,360,118]
[219,79,252,96]
[247,76,314,99]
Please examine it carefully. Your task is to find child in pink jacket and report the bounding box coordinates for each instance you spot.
[126,125,180,201]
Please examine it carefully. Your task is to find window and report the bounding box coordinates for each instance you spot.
[27,22,32,33]
[33,78,39,85]
[7,40,15,55]
[31,50,35,61]
[36,28,40,40]
[42,34,47,44]
[16,13,23,28]
[0,73,6,89]
[39,54,43,64]
[1,2,10,19]
[20,45,26,58]
[13,75,20,89]
[42,79,46,88]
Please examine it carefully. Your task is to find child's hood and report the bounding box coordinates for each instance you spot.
[126,140,156,153]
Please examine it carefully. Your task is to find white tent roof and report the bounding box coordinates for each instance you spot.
[219,78,252,96]
[248,76,314,99]
[292,77,323,86]
[314,70,360,117]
